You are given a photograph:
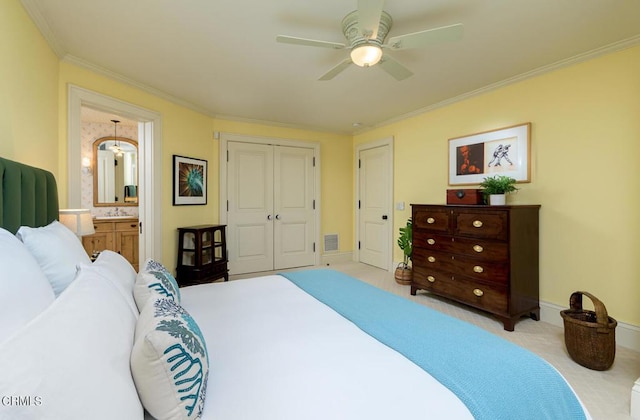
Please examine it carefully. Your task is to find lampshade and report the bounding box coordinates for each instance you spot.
[350,44,383,67]
[59,209,96,237]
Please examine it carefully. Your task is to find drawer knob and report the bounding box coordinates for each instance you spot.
[473,265,484,273]
[427,217,435,224]
[473,244,484,253]
[427,238,435,245]
[427,256,436,263]
[427,275,436,283]
[473,220,483,228]
[473,288,484,297]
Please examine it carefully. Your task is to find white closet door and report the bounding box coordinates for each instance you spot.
[358,144,391,270]
[227,142,274,274]
[274,146,315,270]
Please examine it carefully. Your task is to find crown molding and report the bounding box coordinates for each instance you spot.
[20,0,66,57]
[358,35,640,135]
[62,55,214,118]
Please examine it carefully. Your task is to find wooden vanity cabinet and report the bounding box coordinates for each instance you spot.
[82,218,139,271]
[410,204,540,331]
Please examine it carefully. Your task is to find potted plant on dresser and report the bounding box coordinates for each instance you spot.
[479,175,518,205]
[395,218,413,285]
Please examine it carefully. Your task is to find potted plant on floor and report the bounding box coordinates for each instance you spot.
[479,175,518,205]
[395,218,412,285]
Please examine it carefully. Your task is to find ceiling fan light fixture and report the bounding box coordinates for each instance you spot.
[350,44,382,67]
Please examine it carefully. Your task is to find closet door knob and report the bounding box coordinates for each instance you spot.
[275,214,281,220]
[267,215,272,220]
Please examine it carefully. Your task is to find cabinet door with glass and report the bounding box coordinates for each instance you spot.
[176,225,228,286]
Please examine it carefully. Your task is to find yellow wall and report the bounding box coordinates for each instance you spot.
[355,46,640,326]
[58,66,353,267]
[1,0,354,271]
[0,0,59,174]
[5,0,638,326]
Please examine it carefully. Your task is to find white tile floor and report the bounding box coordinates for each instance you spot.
[233,262,640,420]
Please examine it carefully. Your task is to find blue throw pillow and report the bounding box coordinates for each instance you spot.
[131,298,209,419]
[134,259,181,312]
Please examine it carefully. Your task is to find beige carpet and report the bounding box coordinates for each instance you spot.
[234,262,640,419]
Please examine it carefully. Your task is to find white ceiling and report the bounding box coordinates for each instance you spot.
[22,0,640,134]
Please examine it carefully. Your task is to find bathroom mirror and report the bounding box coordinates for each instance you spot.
[93,136,138,206]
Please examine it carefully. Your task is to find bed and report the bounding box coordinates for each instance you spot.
[0,157,590,420]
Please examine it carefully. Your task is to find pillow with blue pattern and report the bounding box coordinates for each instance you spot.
[134,258,181,312]
[131,298,209,420]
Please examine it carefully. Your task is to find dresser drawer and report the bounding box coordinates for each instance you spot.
[454,210,508,240]
[413,232,508,261]
[115,221,139,231]
[413,266,508,314]
[413,207,451,234]
[92,222,113,233]
[413,248,509,284]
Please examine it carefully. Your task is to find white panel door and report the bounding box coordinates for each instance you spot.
[274,146,315,269]
[358,144,391,269]
[227,142,274,274]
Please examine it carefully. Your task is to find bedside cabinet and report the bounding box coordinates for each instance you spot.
[410,204,540,331]
[176,225,228,286]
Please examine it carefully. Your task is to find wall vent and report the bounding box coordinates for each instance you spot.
[324,234,339,252]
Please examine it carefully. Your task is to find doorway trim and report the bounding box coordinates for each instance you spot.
[67,84,163,261]
[355,137,394,271]
[218,132,321,269]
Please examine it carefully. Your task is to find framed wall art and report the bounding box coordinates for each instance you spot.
[448,123,531,186]
[173,155,207,205]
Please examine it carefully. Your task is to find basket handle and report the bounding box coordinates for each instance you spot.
[569,291,610,333]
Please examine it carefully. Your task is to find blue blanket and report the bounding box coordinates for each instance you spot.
[281,269,586,420]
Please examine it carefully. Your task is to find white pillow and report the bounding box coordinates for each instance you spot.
[131,298,209,420]
[16,220,91,296]
[0,264,142,419]
[134,259,181,312]
[0,228,55,344]
[78,250,139,317]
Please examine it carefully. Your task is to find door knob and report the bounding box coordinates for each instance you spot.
[267,215,272,220]
[275,214,281,220]
[382,215,388,220]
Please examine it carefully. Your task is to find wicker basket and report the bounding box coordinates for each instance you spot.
[394,264,412,285]
[560,291,617,371]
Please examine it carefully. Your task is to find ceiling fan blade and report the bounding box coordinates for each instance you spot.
[357,0,385,39]
[378,55,413,81]
[318,58,353,81]
[276,35,345,50]
[386,23,463,50]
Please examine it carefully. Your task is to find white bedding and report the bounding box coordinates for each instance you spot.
[180,275,473,420]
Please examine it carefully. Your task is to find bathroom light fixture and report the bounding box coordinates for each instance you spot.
[109,119,123,157]
[350,44,383,67]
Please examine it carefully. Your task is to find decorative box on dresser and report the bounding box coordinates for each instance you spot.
[82,218,139,271]
[410,204,540,331]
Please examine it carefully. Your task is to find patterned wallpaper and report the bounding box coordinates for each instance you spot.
[81,121,139,218]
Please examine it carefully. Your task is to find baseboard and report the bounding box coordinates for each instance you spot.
[540,300,640,352]
[321,252,354,266]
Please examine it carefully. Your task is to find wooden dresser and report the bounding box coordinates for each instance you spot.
[410,204,540,331]
[82,218,139,271]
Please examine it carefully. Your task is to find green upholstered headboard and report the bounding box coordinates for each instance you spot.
[0,157,59,234]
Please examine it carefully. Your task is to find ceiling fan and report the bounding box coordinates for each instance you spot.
[276,0,463,81]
